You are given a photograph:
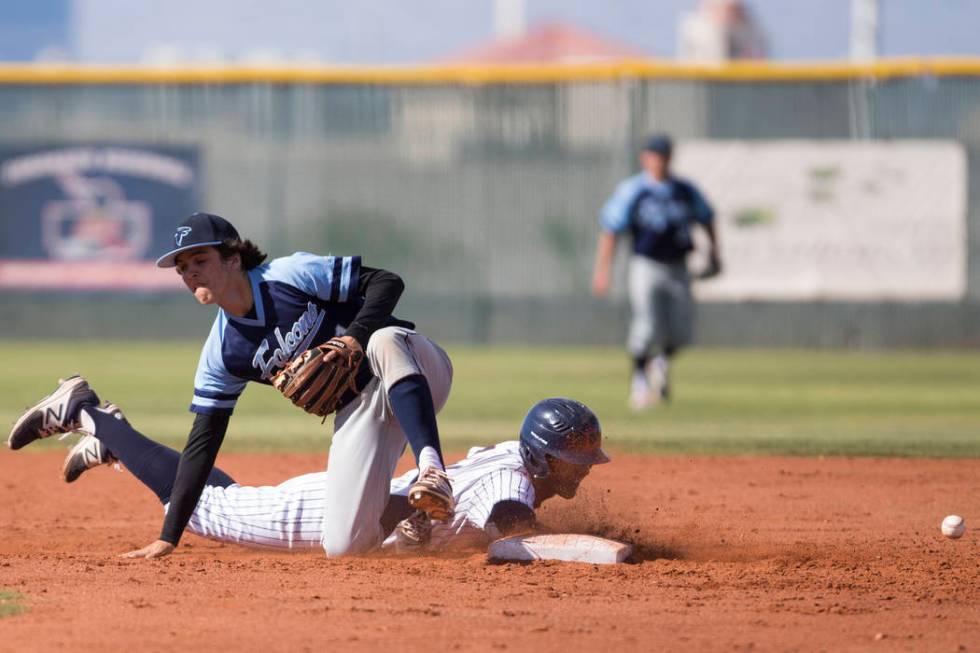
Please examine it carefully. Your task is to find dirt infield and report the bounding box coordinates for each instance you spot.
[0,452,977,652]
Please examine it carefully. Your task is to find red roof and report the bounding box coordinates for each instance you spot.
[446,22,651,64]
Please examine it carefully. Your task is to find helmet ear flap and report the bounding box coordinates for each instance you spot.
[519,440,550,479]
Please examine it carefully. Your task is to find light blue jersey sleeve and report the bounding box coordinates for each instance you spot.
[261,252,362,302]
[599,174,645,233]
[190,313,247,416]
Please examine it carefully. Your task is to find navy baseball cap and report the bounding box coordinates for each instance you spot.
[156,213,241,268]
[643,134,673,157]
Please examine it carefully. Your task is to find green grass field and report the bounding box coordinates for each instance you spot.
[0,590,26,619]
[2,341,979,457]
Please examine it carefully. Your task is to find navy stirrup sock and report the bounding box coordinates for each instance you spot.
[387,374,444,468]
[633,355,649,373]
[79,407,235,504]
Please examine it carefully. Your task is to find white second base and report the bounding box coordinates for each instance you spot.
[488,533,633,565]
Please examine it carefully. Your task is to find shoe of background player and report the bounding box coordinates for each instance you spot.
[61,403,126,483]
[7,376,100,450]
[408,467,455,522]
[649,355,671,403]
[394,509,432,554]
[629,371,653,411]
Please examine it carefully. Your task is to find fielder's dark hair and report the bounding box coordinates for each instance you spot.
[217,238,268,270]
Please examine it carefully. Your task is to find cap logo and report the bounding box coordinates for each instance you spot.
[174,226,192,247]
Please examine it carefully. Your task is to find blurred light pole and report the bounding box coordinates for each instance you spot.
[494,0,526,39]
[850,0,879,61]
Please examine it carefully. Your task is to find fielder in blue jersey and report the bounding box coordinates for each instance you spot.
[7,212,457,559]
[592,134,722,409]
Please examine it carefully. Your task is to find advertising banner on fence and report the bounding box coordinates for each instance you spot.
[0,145,200,291]
[676,140,967,301]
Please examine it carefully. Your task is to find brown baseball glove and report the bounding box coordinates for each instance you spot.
[272,337,364,417]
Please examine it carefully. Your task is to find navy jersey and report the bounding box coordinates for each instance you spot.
[190,252,410,416]
[600,173,714,263]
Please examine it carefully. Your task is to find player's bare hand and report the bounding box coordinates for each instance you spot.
[120,539,175,559]
[698,251,723,280]
[321,335,362,363]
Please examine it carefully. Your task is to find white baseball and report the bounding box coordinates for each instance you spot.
[941,515,965,539]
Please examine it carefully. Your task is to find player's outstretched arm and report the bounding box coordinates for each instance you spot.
[591,232,617,297]
[700,221,723,278]
[485,500,538,539]
[693,186,722,276]
[120,540,174,559]
[125,413,230,559]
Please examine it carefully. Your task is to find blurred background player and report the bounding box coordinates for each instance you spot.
[592,134,721,410]
[11,382,609,555]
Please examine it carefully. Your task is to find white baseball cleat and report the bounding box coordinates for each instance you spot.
[62,435,118,483]
[629,372,653,411]
[649,355,671,403]
[61,403,126,483]
[408,467,455,522]
[8,376,100,450]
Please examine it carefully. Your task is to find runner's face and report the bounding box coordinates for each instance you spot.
[545,456,592,499]
[174,247,239,305]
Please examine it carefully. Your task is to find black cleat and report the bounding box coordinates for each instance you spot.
[8,376,100,450]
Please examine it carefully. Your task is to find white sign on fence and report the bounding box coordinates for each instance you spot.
[675,140,967,301]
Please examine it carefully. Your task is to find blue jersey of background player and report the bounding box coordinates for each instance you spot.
[592,135,721,410]
[597,138,715,264]
[124,212,456,559]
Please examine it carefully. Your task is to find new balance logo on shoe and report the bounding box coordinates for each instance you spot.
[45,405,64,425]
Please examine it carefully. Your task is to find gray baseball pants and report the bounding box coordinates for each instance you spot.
[321,326,453,557]
[627,255,694,357]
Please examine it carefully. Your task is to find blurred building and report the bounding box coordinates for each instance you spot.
[677,0,768,61]
[448,21,647,64]
[396,22,653,164]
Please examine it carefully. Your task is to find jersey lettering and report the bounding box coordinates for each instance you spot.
[251,301,326,380]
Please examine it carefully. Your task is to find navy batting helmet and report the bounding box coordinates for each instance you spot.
[519,398,610,479]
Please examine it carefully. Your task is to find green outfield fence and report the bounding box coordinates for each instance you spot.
[2,60,980,347]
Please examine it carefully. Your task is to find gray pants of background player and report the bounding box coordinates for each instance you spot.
[322,326,453,557]
[627,255,694,357]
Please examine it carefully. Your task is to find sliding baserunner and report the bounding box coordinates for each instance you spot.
[11,380,609,554]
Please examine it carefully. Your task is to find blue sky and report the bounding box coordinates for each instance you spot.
[2,1,980,62]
